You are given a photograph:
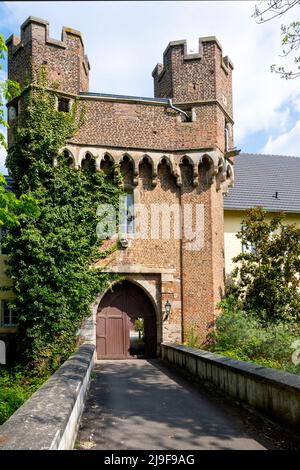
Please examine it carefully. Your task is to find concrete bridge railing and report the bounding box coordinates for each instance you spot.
[161,343,300,433]
[0,343,95,450]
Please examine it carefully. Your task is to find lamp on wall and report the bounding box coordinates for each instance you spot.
[164,299,171,321]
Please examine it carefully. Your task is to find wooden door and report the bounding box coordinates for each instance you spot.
[96,288,130,359]
[96,281,157,359]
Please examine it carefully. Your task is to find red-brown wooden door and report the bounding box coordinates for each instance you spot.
[96,281,157,359]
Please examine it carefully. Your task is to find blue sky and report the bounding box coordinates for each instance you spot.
[1,1,300,173]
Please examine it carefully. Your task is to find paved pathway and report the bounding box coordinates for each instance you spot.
[77,359,266,450]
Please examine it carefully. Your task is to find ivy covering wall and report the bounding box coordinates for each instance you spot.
[5,76,122,372]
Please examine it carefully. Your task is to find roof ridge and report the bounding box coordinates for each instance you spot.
[240,152,300,160]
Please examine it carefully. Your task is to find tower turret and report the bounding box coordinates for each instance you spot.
[152,37,233,114]
[6,16,90,94]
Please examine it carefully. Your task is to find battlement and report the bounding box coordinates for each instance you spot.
[6,16,90,94]
[153,37,233,75]
[152,37,233,116]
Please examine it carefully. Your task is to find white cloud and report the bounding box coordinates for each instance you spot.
[2,1,300,155]
[261,120,300,156]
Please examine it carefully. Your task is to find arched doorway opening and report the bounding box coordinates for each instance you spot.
[96,281,157,359]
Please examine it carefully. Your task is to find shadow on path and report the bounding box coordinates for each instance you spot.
[77,359,268,450]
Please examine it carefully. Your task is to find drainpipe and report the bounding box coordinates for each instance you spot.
[168,98,190,121]
[179,185,185,344]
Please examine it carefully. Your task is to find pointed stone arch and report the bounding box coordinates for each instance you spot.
[158,155,178,183]
[138,155,156,188]
[180,156,195,188]
[78,148,94,167]
[119,153,138,186]
[100,152,115,174]
[81,151,96,171]
[57,148,76,168]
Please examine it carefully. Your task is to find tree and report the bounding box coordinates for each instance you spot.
[230,207,300,323]
[134,318,144,339]
[253,1,300,79]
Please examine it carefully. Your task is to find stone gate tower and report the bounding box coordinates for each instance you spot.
[6,17,236,358]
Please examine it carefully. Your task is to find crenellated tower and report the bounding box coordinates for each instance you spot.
[6,16,90,94]
[152,37,234,153]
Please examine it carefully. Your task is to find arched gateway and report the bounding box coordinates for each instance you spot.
[96,281,157,359]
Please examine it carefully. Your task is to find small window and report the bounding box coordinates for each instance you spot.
[8,103,18,121]
[58,97,70,113]
[1,301,17,327]
[225,122,231,152]
[181,109,193,123]
[120,192,134,234]
[0,228,9,255]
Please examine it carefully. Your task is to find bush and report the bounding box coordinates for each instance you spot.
[185,323,201,348]
[208,297,300,374]
[231,207,300,323]
[0,366,48,424]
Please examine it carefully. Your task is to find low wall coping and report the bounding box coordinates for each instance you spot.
[0,343,95,450]
[162,343,300,392]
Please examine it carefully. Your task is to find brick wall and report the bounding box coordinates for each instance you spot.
[70,99,228,153]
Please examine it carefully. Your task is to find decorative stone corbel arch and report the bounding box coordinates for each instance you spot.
[222,161,234,194]
[57,147,76,168]
[98,152,115,173]
[158,154,178,185]
[202,152,219,175]
[138,154,157,187]
[180,155,198,187]
[199,153,215,185]
[78,147,94,168]
[119,152,139,186]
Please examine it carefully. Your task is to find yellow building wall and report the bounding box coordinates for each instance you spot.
[224,210,300,278]
[0,255,15,334]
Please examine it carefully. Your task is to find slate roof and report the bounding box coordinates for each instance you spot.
[224,153,300,213]
[79,92,169,104]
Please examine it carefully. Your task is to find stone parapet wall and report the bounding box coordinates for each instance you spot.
[161,343,300,433]
[0,344,95,450]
